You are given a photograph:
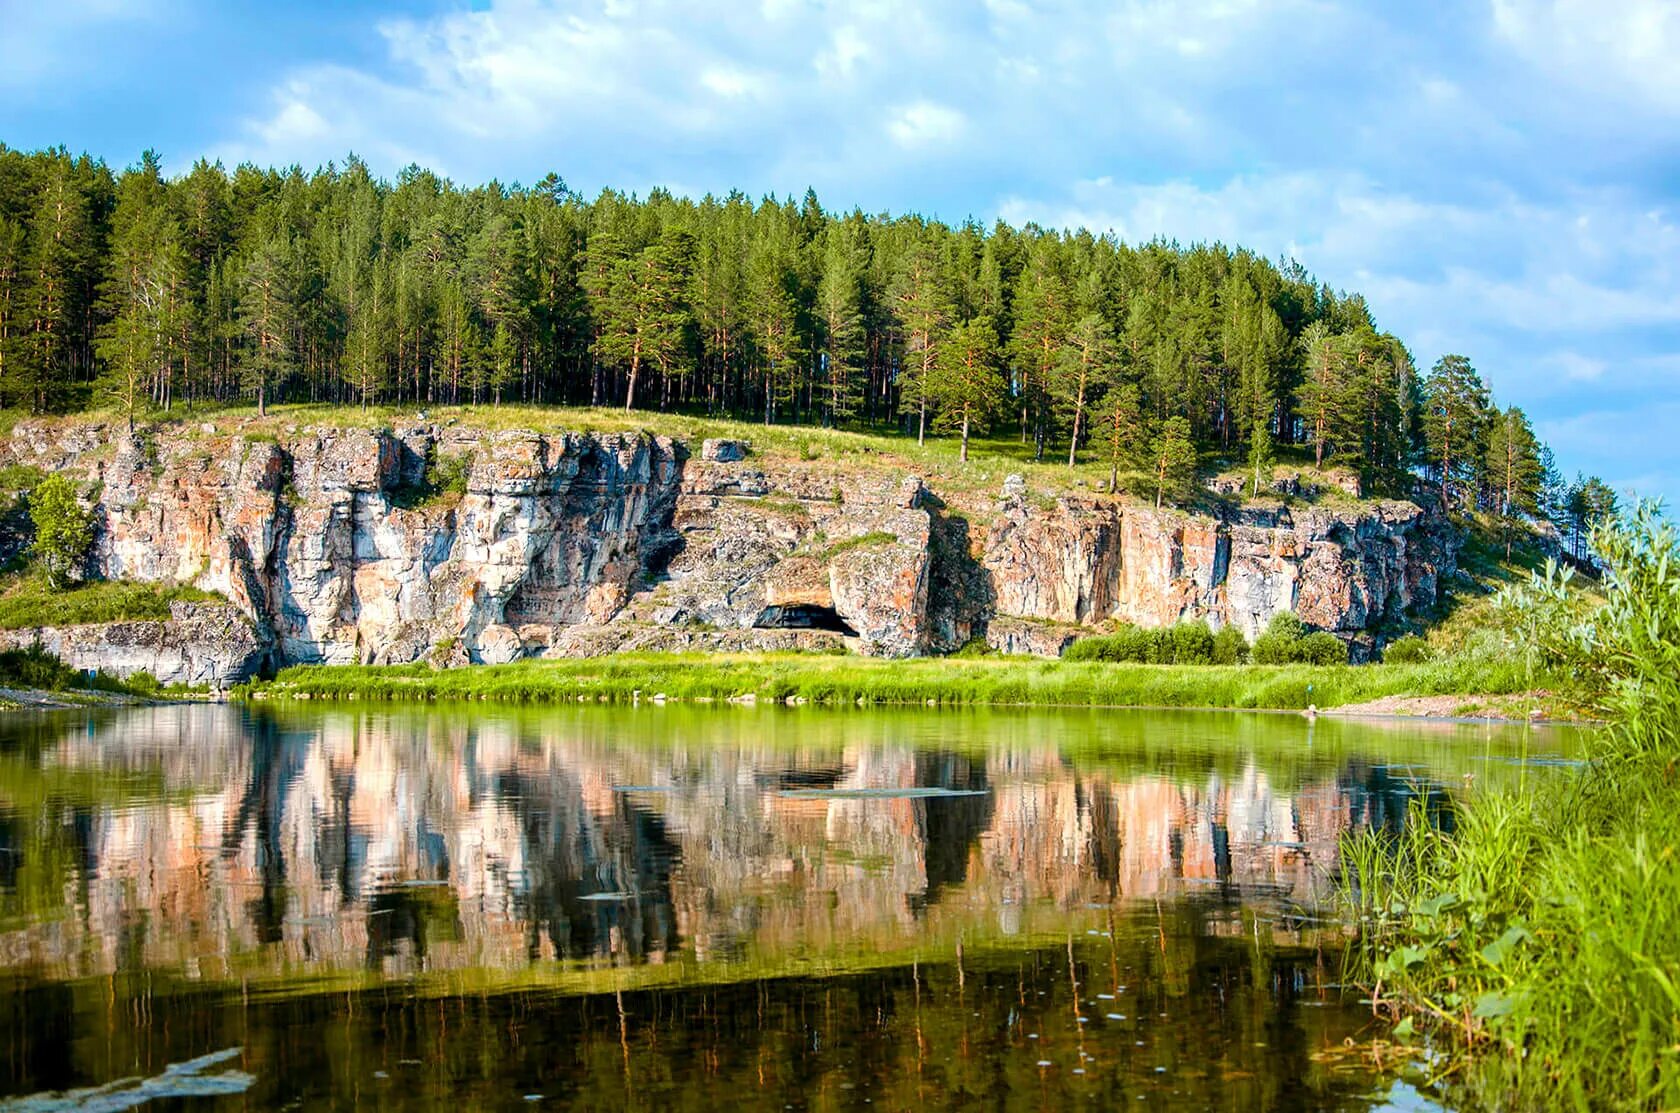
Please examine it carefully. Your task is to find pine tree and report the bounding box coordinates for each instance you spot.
[1421,353,1490,511]
[22,157,93,412]
[1055,311,1115,467]
[1297,322,1345,469]
[1149,415,1198,508]
[815,219,868,426]
[930,316,1005,463]
[1100,380,1145,495]
[891,234,948,444]
[1010,238,1070,457]
[236,232,295,417]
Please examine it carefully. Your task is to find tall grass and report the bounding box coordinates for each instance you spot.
[244,646,1539,711]
[1341,503,1680,1110]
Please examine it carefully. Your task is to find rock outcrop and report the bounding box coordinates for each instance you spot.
[0,602,267,688]
[0,419,1460,675]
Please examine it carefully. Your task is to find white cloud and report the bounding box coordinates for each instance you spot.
[189,0,1680,502]
[886,101,965,148]
[1492,0,1680,115]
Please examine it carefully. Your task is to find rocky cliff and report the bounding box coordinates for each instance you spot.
[0,418,1459,682]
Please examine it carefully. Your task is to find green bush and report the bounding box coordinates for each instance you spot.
[28,474,92,589]
[1382,634,1431,663]
[1250,633,1292,664]
[1296,631,1348,666]
[1263,611,1305,641]
[1211,625,1250,664]
[1167,620,1215,664]
[0,645,85,690]
[1064,621,1221,665]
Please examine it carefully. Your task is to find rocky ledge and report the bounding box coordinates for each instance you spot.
[0,419,1459,682]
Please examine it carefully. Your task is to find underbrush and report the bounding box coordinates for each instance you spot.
[0,644,166,698]
[1341,504,1680,1110]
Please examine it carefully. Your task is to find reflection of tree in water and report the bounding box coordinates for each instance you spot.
[912,750,993,909]
[498,768,681,963]
[219,713,311,944]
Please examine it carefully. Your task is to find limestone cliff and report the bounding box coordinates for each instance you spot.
[0,418,1459,681]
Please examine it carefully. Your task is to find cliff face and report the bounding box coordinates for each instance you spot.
[0,419,1459,680]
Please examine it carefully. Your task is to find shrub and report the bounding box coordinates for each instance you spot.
[1296,631,1348,666]
[0,645,84,690]
[1167,620,1215,664]
[425,450,473,499]
[28,475,92,589]
[1383,635,1431,664]
[1263,611,1306,642]
[1212,625,1250,664]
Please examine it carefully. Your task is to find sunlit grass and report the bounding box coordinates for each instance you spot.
[243,648,1547,712]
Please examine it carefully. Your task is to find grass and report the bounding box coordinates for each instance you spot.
[1339,504,1680,1111]
[241,647,1544,711]
[0,574,223,629]
[21,401,1406,516]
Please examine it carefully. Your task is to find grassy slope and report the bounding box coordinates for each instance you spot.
[0,575,222,629]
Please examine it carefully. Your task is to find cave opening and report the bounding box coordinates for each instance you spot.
[753,604,859,637]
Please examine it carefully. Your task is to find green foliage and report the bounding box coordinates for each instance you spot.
[1342,503,1680,1110]
[0,645,87,690]
[1211,624,1250,665]
[1381,635,1431,664]
[1295,631,1348,666]
[27,474,92,589]
[0,144,1547,507]
[0,575,221,629]
[1247,612,1345,665]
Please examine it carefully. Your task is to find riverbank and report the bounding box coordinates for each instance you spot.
[1342,505,1678,1110]
[239,648,1560,715]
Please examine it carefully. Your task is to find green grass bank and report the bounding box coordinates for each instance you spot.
[1341,504,1680,1111]
[241,647,1544,712]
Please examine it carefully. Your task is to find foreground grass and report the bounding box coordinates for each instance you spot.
[243,648,1541,711]
[0,575,222,630]
[1342,505,1680,1111]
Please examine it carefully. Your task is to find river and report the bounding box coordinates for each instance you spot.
[0,704,1580,1110]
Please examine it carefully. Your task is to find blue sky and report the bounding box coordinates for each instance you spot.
[3,0,1677,503]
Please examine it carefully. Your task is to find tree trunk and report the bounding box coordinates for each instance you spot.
[960,412,970,463]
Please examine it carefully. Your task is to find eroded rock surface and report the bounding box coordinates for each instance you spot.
[0,420,1459,674]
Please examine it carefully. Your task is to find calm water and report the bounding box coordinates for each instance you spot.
[0,704,1579,1111]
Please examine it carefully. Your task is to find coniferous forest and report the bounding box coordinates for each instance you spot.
[0,145,1614,541]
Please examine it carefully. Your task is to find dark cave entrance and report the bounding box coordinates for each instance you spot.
[753,604,859,637]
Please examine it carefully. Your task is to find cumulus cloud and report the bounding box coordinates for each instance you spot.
[185,0,1680,500]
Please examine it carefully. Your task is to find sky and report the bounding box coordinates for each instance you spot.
[2,0,1677,504]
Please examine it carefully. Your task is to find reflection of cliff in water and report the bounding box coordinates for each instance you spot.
[0,706,1464,981]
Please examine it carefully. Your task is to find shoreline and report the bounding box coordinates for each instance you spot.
[225,651,1582,723]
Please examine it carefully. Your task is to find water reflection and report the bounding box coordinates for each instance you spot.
[0,704,1570,1110]
[0,704,1543,985]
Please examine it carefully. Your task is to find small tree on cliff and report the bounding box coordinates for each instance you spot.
[29,475,92,589]
[1149,416,1198,508]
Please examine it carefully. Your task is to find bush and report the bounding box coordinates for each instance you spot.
[1212,625,1250,664]
[1296,631,1348,666]
[1382,635,1431,664]
[1065,621,1219,665]
[1250,633,1293,664]
[1167,620,1215,664]
[0,645,84,690]
[28,475,91,589]
[1263,611,1305,642]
